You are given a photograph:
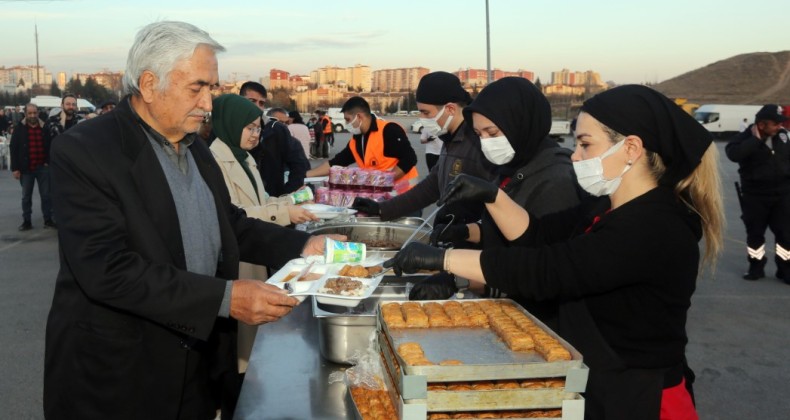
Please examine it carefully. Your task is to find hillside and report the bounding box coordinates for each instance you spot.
[653,51,790,105]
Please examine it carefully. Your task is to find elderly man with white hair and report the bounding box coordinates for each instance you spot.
[43,21,339,419]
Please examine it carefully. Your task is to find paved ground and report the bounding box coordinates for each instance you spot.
[1,121,789,419]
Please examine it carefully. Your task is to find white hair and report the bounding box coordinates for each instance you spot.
[122,21,225,95]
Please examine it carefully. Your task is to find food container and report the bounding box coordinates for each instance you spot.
[313,282,408,364]
[307,221,432,251]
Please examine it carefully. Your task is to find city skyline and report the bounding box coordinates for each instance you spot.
[2,0,787,86]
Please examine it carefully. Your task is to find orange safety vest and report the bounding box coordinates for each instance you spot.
[321,116,333,134]
[348,118,418,193]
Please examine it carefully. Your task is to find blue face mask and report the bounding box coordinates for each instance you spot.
[572,140,632,196]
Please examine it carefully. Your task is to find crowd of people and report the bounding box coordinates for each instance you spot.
[3,18,789,420]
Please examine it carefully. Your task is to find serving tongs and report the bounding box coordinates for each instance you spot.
[399,204,444,250]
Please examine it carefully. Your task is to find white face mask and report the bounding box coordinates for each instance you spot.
[345,115,361,135]
[572,140,632,196]
[480,135,516,165]
[419,106,453,137]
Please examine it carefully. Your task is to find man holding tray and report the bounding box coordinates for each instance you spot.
[44,21,339,420]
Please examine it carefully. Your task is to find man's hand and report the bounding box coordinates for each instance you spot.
[383,243,445,276]
[12,170,20,180]
[351,197,381,216]
[439,174,499,207]
[289,206,319,224]
[229,280,300,325]
[302,234,348,256]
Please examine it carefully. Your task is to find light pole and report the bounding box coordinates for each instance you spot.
[485,0,492,84]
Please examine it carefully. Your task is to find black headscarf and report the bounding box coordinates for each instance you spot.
[582,84,712,187]
[463,77,552,173]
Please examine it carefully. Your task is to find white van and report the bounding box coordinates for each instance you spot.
[694,104,761,137]
[31,95,96,112]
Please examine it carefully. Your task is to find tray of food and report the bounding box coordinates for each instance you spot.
[266,255,391,304]
[377,299,584,382]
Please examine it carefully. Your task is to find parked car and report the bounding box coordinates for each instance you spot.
[410,120,423,133]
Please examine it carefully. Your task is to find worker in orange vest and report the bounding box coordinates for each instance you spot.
[315,109,334,153]
[307,96,418,193]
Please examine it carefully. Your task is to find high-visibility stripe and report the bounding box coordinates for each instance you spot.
[748,244,766,260]
[776,244,790,261]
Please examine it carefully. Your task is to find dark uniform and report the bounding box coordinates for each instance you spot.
[725,105,790,282]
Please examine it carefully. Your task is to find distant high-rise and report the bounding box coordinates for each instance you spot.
[454,68,534,88]
[371,67,429,92]
[57,72,67,90]
[309,64,371,92]
[0,65,51,88]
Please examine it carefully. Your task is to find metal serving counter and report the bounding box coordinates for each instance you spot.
[234,298,354,420]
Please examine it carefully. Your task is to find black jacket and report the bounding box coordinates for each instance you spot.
[481,138,583,324]
[44,112,82,140]
[9,119,50,173]
[482,187,701,419]
[725,127,790,195]
[378,121,497,223]
[44,97,310,419]
[251,119,309,196]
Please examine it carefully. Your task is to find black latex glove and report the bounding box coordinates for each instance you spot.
[351,197,381,215]
[409,271,458,300]
[439,174,499,207]
[430,223,469,247]
[383,243,445,276]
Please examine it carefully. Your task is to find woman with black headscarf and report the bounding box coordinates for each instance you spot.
[412,77,582,322]
[387,85,724,419]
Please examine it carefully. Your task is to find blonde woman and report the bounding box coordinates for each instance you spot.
[387,85,724,419]
[209,94,317,375]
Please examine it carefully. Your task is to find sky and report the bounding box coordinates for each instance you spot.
[2,0,788,85]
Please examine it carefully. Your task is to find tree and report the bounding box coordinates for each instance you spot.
[49,81,62,97]
[534,77,542,92]
[385,101,398,115]
[269,87,296,110]
[65,78,83,96]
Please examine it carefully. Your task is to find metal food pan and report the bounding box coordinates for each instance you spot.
[307,222,431,250]
[378,333,585,418]
[378,299,584,382]
[313,284,408,364]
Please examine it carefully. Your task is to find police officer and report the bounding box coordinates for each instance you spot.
[726,104,790,282]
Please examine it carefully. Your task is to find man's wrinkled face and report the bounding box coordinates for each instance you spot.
[62,97,77,117]
[147,45,219,140]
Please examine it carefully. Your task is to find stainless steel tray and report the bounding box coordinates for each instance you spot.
[307,222,432,250]
[378,331,584,417]
[313,283,409,364]
[378,299,584,382]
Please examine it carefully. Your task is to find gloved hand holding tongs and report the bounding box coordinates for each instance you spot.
[385,174,499,299]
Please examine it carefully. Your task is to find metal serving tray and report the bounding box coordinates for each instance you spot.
[377,299,584,382]
[377,330,585,418]
[313,283,407,364]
